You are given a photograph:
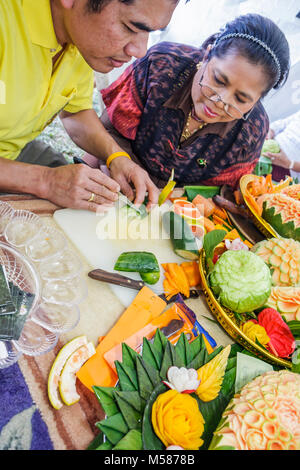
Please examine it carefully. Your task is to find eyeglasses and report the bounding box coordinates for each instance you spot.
[199,66,253,121]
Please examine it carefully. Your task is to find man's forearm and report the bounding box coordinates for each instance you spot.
[0,158,48,197]
[60,109,125,161]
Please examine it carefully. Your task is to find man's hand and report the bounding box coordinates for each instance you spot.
[263,148,291,169]
[43,163,120,212]
[109,156,160,209]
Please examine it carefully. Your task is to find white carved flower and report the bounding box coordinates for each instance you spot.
[225,238,249,251]
[163,366,200,394]
[166,445,184,450]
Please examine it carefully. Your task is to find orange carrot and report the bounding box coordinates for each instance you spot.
[224,229,240,241]
[181,261,201,287]
[192,194,215,217]
[162,263,190,298]
[234,189,243,206]
[163,279,178,301]
[265,174,274,193]
[244,189,262,216]
[244,240,253,249]
[212,215,232,230]
[203,217,216,232]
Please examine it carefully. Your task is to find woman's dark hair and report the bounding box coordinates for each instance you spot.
[202,14,290,96]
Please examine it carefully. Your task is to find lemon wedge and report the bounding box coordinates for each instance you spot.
[48,335,88,410]
[59,342,96,406]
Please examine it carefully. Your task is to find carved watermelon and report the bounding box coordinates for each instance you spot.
[209,370,300,451]
[262,193,300,241]
[281,184,300,200]
[266,286,300,322]
[251,237,300,287]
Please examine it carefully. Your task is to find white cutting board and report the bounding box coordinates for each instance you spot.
[53,206,184,307]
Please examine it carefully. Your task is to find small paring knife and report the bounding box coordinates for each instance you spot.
[88,268,201,303]
[117,192,144,216]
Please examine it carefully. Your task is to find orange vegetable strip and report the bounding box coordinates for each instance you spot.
[212,215,232,230]
[203,217,216,232]
[234,189,243,206]
[243,240,253,248]
[244,189,263,216]
[181,261,201,287]
[265,174,274,193]
[166,263,190,298]
[224,229,241,240]
[192,194,215,217]
[164,271,180,291]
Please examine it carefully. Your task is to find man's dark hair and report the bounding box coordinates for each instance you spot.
[87,0,189,13]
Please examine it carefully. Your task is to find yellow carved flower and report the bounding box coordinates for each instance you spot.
[151,389,205,450]
[241,321,270,346]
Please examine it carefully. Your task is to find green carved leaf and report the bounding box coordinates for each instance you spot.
[115,361,138,391]
[92,386,118,417]
[113,391,142,430]
[0,405,36,450]
[96,412,128,445]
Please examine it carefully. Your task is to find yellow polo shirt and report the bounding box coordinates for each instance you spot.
[0,0,94,160]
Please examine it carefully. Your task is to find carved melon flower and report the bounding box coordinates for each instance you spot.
[163,366,200,393]
[209,370,300,451]
[151,389,205,450]
[241,320,270,347]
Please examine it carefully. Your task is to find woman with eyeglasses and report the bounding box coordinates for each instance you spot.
[83,13,290,203]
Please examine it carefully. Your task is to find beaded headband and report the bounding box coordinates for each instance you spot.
[214,33,281,87]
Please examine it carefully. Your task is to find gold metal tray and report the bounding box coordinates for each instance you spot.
[239,174,278,239]
[199,249,291,369]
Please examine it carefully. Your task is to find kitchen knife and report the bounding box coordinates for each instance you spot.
[117,192,145,216]
[88,268,201,303]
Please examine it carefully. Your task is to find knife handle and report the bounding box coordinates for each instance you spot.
[88,268,145,291]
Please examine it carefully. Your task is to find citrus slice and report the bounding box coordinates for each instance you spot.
[48,335,88,410]
[173,200,202,221]
[59,342,96,406]
[158,168,176,206]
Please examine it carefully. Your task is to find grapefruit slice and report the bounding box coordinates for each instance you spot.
[48,335,88,410]
[173,200,202,221]
[59,342,96,406]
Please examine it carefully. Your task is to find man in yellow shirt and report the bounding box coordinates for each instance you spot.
[0,0,179,211]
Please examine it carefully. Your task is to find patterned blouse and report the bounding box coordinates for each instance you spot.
[101,42,269,189]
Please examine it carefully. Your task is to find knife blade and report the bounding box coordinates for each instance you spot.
[118,192,143,215]
[88,268,201,303]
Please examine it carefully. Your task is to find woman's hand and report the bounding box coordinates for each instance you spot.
[109,156,160,209]
[263,148,291,169]
[42,164,120,212]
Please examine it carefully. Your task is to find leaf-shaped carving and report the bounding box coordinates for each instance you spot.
[0,405,36,450]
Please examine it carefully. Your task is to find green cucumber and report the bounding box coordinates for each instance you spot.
[140,271,160,285]
[114,252,160,273]
[162,211,200,260]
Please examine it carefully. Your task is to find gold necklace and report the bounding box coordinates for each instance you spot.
[181,110,207,142]
[180,61,207,142]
